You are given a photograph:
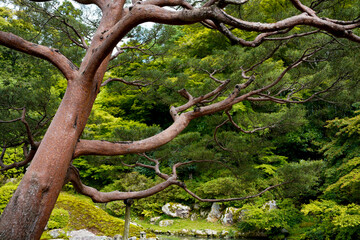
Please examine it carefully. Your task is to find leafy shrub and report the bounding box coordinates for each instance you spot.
[237,199,302,239]
[47,208,70,230]
[0,181,19,214]
[301,200,360,240]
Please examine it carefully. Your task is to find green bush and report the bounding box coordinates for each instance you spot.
[47,208,70,230]
[237,199,302,239]
[300,200,360,240]
[0,181,19,214]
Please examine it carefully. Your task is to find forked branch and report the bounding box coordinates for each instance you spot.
[67,157,286,203]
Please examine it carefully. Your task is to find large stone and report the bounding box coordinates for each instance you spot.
[199,209,209,218]
[113,234,122,240]
[262,200,278,211]
[48,229,66,238]
[206,203,221,222]
[221,207,239,226]
[159,220,174,227]
[150,216,161,224]
[204,229,218,237]
[194,230,206,237]
[190,213,198,221]
[67,229,110,240]
[162,203,190,218]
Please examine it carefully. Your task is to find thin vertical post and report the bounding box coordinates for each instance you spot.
[123,199,133,240]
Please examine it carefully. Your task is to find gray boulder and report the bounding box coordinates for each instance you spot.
[262,200,278,211]
[190,213,198,221]
[48,229,66,238]
[67,229,111,240]
[221,207,239,226]
[150,216,161,224]
[206,203,221,222]
[159,220,174,227]
[162,203,190,218]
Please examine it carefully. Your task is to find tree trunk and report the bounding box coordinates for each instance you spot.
[0,80,97,240]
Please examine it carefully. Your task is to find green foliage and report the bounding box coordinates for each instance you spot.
[321,111,360,203]
[238,199,302,239]
[195,177,247,200]
[301,200,360,240]
[0,181,19,214]
[277,160,325,200]
[47,208,70,230]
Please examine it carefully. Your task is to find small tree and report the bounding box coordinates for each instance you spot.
[0,0,360,239]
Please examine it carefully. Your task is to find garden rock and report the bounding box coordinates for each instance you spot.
[159,220,174,227]
[205,229,218,237]
[221,207,240,226]
[162,203,190,218]
[194,230,206,236]
[48,229,65,238]
[262,200,278,211]
[67,229,110,240]
[190,213,197,221]
[150,216,161,224]
[206,203,221,222]
[113,234,122,240]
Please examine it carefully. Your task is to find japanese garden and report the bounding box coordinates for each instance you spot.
[1,0,360,239]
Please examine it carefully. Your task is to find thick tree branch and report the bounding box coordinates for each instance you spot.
[0,31,78,80]
[65,164,177,203]
[73,114,191,157]
[290,0,317,17]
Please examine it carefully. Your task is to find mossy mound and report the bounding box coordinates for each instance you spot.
[55,192,144,237]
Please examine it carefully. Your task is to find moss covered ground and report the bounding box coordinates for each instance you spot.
[41,192,148,239]
[135,218,237,233]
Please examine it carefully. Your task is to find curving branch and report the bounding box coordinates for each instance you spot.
[0,145,38,172]
[65,164,177,203]
[0,108,40,171]
[213,119,231,151]
[290,0,317,17]
[0,31,78,80]
[175,79,231,113]
[225,110,276,134]
[65,158,286,203]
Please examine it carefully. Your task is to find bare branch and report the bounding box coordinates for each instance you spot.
[60,19,89,49]
[175,79,231,113]
[290,0,317,17]
[213,119,231,151]
[225,111,276,134]
[0,144,39,172]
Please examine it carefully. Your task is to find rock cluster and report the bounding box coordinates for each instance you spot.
[47,229,157,240]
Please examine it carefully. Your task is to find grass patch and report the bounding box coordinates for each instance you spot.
[135,218,237,232]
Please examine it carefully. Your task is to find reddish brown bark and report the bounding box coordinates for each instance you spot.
[0,0,360,239]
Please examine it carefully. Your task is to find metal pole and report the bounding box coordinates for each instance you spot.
[123,199,133,240]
